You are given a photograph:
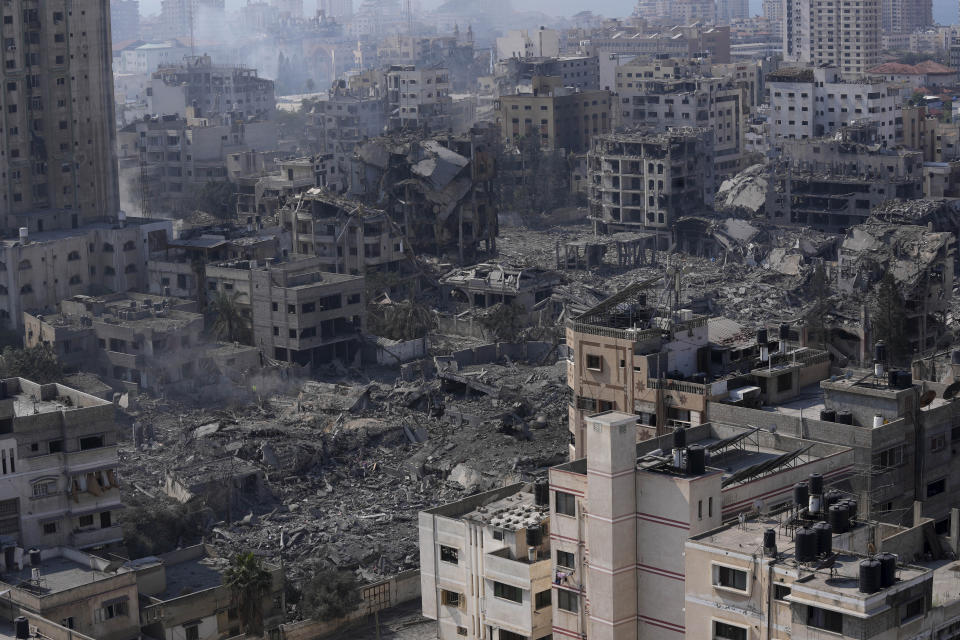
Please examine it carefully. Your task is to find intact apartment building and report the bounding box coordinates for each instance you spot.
[767,66,902,143]
[419,483,553,640]
[0,0,120,227]
[614,60,749,179]
[148,55,276,121]
[783,0,880,76]
[386,65,453,132]
[767,124,923,231]
[586,129,715,243]
[497,77,612,153]
[580,25,731,64]
[23,292,206,391]
[0,378,123,551]
[205,256,366,366]
[902,105,960,162]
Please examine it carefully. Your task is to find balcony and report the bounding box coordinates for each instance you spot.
[71,524,123,549]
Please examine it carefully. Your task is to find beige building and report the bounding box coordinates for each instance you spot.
[548,410,854,640]
[497,78,612,153]
[902,105,960,162]
[386,65,453,132]
[205,256,366,367]
[0,0,120,229]
[0,378,122,551]
[419,483,553,640]
[784,0,880,77]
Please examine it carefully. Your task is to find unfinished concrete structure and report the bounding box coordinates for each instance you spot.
[350,130,499,263]
[0,378,122,551]
[205,256,365,367]
[440,263,562,311]
[548,411,854,640]
[767,124,924,232]
[419,483,552,640]
[587,129,715,247]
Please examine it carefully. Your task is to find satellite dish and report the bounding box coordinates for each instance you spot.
[919,390,936,407]
[944,381,960,400]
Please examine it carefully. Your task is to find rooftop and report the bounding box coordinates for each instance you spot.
[2,554,113,596]
[2,378,109,416]
[157,555,224,600]
[461,490,548,531]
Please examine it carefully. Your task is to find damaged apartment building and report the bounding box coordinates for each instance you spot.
[205,256,366,367]
[349,129,499,262]
[587,129,715,248]
[767,123,924,232]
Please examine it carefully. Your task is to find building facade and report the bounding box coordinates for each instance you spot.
[784,0,880,76]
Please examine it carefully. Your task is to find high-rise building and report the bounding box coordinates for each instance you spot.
[0,0,120,232]
[763,0,784,41]
[717,0,749,23]
[318,0,353,20]
[272,0,304,17]
[881,0,933,33]
[159,0,224,39]
[111,0,141,42]
[784,0,880,76]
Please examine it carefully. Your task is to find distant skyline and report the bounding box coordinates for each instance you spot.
[136,0,956,24]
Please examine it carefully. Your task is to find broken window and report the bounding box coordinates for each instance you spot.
[440,545,458,564]
[79,435,104,450]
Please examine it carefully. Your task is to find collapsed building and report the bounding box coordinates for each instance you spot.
[767,123,924,232]
[350,129,499,263]
[439,263,562,312]
[587,129,715,248]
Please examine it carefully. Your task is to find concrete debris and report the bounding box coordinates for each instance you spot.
[715,164,768,215]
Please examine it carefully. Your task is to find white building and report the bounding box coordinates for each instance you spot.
[767,66,901,142]
[496,28,561,61]
[119,41,191,75]
[419,483,553,640]
[784,0,880,76]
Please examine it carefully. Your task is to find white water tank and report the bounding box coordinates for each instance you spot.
[18,227,28,244]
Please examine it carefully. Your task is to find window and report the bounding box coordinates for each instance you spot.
[903,596,924,622]
[555,491,576,516]
[95,600,129,622]
[714,621,747,640]
[78,514,94,527]
[287,304,296,314]
[927,479,946,497]
[556,550,575,569]
[43,522,57,535]
[492,529,503,541]
[878,445,904,468]
[774,584,791,600]
[930,434,946,452]
[807,606,842,632]
[79,435,104,450]
[713,565,748,592]
[585,354,602,371]
[185,626,199,640]
[441,590,461,607]
[48,440,63,454]
[32,480,54,497]
[440,545,459,564]
[302,302,316,313]
[557,589,578,612]
[535,589,551,609]
[457,627,467,636]
[494,582,522,603]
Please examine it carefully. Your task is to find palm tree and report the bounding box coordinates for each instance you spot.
[208,290,251,344]
[223,552,273,636]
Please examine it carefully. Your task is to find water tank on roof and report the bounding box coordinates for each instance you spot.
[795,528,817,562]
[845,498,858,520]
[686,445,706,475]
[859,559,882,593]
[819,408,836,422]
[793,482,809,509]
[14,616,28,639]
[897,370,913,388]
[763,528,777,557]
[878,553,897,587]
[875,340,887,364]
[779,323,790,340]
[757,328,768,344]
[828,503,849,534]
[808,473,824,496]
[836,410,853,425]
[813,521,833,556]
[673,426,687,450]
[534,482,549,506]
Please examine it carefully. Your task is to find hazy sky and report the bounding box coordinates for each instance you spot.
[137,0,958,24]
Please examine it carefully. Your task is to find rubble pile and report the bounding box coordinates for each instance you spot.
[120,354,570,589]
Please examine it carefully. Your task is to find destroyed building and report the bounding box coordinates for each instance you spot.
[279,189,410,281]
[439,263,562,312]
[234,155,347,226]
[838,220,955,358]
[587,129,715,247]
[350,129,499,262]
[0,378,122,550]
[767,124,923,232]
[205,256,366,367]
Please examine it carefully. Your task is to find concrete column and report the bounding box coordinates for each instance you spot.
[586,411,638,640]
[913,500,923,527]
[950,508,959,553]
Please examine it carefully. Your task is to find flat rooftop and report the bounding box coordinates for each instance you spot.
[159,556,224,600]
[461,490,548,531]
[0,219,166,247]
[4,379,109,416]
[2,556,112,595]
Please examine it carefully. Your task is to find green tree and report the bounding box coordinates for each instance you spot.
[0,344,63,383]
[872,272,910,365]
[207,290,251,344]
[299,568,361,620]
[224,552,273,636]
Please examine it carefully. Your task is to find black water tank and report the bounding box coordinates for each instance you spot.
[763,528,777,554]
[888,369,899,387]
[673,426,687,450]
[526,526,542,546]
[828,503,850,534]
[779,323,790,339]
[824,489,842,508]
[793,482,809,508]
[898,370,913,388]
[878,553,897,587]
[796,528,817,562]
[836,410,853,425]
[534,482,549,506]
[845,498,858,520]
[757,328,768,344]
[859,559,882,593]
[813,521,833,556]
[13,616,27,639]
[808,473,824,496]
[686,445,706,475]
[819,408,837,422]
[875,341,886,363]
[28,548,40,567]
